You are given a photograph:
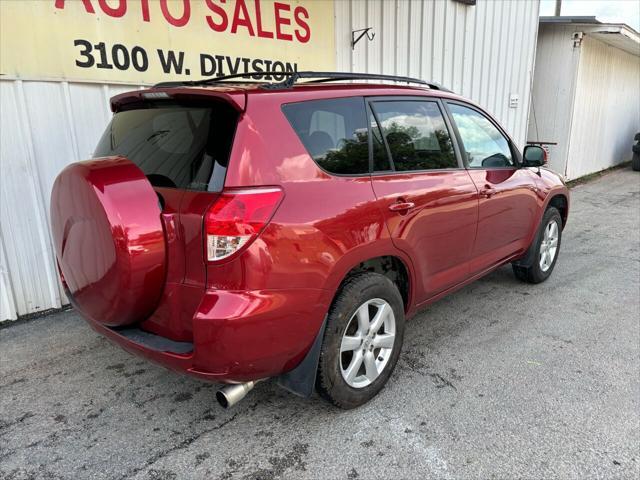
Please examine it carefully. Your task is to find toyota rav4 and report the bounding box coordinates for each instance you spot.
[50,71,569,409]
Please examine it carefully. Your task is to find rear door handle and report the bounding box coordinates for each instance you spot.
[479,186,497,198]
[388,202,416,212]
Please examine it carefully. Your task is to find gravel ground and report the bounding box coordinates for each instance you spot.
[1,167,639,480]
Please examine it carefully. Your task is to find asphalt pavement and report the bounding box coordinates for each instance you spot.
[1,167,639,480]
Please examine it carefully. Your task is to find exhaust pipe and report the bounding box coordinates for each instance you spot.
[216,381,257,408]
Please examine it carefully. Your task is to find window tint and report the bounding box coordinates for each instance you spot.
[448,103,514,168]
[94,103,238,191]
[282,97,369,175]
[370,101,457,171]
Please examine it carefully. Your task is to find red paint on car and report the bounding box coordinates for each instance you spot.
[50,80,569,397]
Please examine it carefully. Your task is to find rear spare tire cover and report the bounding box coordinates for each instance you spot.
[50,157,166,327]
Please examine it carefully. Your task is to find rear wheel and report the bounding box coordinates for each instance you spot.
[316,273,405,409]
[512,207,562,284]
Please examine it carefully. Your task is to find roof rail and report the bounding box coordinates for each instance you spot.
[270,71,451,92]
[154,71,452,92]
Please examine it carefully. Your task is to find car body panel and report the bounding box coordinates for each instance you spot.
[466,168,541,274]
[370,170,479,301]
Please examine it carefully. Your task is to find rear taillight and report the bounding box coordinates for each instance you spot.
[204,187,283,262]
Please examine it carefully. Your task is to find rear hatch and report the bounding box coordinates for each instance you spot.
[51,91,241,339]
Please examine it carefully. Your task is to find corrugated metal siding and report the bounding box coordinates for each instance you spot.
[567,36,640,179]
[527,24,581,176]
[335,0,541,147]
[0,235,17,321]
[0,80,138,320]
[529,26,640,180]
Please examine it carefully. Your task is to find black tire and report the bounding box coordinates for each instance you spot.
[316,273,405,409]
[512,207,563,284]
[632,152,640,172]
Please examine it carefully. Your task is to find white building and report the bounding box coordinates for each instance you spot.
[0,0,540,321]
[528,16,640,179]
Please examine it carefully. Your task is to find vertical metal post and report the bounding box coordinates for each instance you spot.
[555,0,562,16]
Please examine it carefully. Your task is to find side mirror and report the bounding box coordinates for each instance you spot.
[523,145,547,167]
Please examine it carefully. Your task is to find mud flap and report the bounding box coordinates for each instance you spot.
[512,240,536,267]
[276,316,327,398]
[513,214,546,268]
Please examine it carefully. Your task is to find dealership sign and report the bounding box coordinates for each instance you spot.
[0,0,335,85]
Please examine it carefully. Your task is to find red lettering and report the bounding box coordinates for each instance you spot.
[54,0,96,13]
[160,0,190,27]
[273,2,292,41]
[140,0,150,22]
[231,0,255,36]
[294,6,310,43]
[98,0,126,17]
[205,0,228,32]
[254,0,273,39]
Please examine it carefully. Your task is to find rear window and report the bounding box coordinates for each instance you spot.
[282,97,369,175]
[94,103,238,191]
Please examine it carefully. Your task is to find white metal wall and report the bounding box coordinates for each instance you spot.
[0,80,139,320]
[529,25,640,179]
[335,0,541,148]
[527,24,581,176]
[567,36,640,179]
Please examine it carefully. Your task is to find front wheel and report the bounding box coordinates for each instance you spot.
[316,273,405,409]
[513,207,563,283]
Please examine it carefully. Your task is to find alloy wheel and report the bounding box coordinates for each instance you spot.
[339,298,396,389]
[539,219,559,272]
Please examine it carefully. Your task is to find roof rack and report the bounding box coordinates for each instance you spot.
[154,71,452,92]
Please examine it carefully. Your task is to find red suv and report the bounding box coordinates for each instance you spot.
[50,72,569,409]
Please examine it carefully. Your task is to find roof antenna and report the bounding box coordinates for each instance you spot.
[528,70,542,177]
[529,70,540,144]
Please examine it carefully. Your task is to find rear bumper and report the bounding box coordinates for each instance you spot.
[82,287,330,383]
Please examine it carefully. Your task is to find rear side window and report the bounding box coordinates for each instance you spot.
[94,103,238,191]
[282,97,369,175]
[370,101,458,171]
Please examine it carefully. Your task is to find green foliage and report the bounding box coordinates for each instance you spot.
[316,122,457,174]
